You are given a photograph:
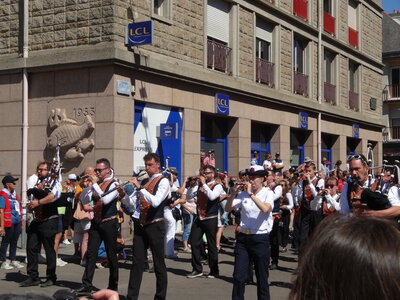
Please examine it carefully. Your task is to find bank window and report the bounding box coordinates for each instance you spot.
[153,0,172,20]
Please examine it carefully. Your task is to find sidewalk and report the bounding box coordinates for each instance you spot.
[0,225,296,299]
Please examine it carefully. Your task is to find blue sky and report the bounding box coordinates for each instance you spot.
[382,0,399,13]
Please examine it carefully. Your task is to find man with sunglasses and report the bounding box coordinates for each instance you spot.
[75,158,120,295]
[187,165,226,279]
[339,155,400,217]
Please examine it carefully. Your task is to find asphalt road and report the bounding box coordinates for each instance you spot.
[0,225,296,299]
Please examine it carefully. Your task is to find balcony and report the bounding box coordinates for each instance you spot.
[293,0,308,20]
[256,58,274,87]
[207,39,232,74]
[294,71,308,96]
[324,82,336,104]
[348,27,358,48]
[323,12,335,35]
[383,85,400,101]
[383,127,400,142]
[349,90,359,111]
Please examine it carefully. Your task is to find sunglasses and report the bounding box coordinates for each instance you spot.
[203,171,213,175]
[326,184,336,188]
[347,154,367,164]
[95,168,108,173]
[38,168,48,171]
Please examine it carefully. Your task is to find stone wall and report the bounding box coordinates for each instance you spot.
[312,41,318,101]
[339,55,348,108]
[362,66,382,117]
[238,7,253,81]
[361,4,382,61]
[279,0,292,15]
[0,0,19,55]
[338,0,348,45]
[280,26,292,93]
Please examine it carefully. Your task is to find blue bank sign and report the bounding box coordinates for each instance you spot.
[352,124,360,138]
[160,123,178,140]
[216,93,229,115]
[126,21,153,46]
[299,112,308,129]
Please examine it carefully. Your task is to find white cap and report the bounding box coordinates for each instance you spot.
[68,174,77,181]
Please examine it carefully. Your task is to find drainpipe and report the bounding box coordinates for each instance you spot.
[21,0,29,248]
[317,0,322,172]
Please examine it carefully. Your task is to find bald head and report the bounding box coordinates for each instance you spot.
[84,166,94,176]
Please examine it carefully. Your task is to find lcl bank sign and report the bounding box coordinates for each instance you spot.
[125,21,153,46]
[215,93,229,115]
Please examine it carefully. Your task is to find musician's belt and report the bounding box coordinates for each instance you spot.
[34,215,58,222]
[96,215,118,223]
[140,217,164,227]
[240,228,267,235]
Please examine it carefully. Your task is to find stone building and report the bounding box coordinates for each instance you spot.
[382,11,400,163]
[0,0,385,196]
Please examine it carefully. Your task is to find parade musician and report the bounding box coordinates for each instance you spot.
[122,152,170,300]
[339,154,400,217]
[21,161,62,288]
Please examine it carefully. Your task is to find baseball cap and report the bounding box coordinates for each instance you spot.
[275,152,280,155]
[169,167,178,175]
[2,175,19,185]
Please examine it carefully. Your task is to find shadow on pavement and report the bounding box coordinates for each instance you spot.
[4,271,26,283]
[270,281,293,289]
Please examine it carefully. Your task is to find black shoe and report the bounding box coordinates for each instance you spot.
[187,270,203,278]
[207,272,219,279]
[20,278,41,287]
[269,263,278,270]
[40,279,56,287]
[74,285,93,295]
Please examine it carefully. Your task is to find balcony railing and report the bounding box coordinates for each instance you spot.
[383,84,400,101]
[383,127,400,142]
[256,58,274,87]
[207,39,232,74]
[348,27,358,48]
[293,0,308,20]
[323,12,335,35]
[294,71,308,96]
[324,82,336,104]
[349,90,359,111]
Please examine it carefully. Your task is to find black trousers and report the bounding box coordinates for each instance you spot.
[269,218,280,265]
[279,210,291,248]
[127,220,167,300]
[190,217,219,274]
[26,218,58,281]
[82,218,119,290]
[232,233,270,300]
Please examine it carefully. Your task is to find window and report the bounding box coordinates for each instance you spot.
[391,68,400,98]
[256,19,274,86]
[323,0,335,35]
[207,0,231,73]
[293,36,308,96]
[153,0,171,19]
[323,0,332,14]
[324,50,336,104]
[348,0,358,47]
[349,60,359,110]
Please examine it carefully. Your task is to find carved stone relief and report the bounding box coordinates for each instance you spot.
[47,108,95,161]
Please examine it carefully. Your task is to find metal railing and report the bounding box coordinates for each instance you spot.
[256,58,274,87]
[207,39,232,74]
[348,27,358,48]
[349,90,359,111]
[383,127,400,142]
[323,12,335,35]
[383,84,400,101]
[324,82,336,104]
[294,71,308,96]
[293,0,308,20]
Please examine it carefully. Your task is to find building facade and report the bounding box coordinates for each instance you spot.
[382,11,400,163]
[0,0,384,191]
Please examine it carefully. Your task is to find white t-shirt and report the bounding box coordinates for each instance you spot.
[263,160,272,169]
[231,187,274,234]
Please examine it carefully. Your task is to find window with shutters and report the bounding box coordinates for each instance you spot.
[207,0,232,74]
[255,18,274,86]
[323,0,335,35]
[348,0,358,47]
